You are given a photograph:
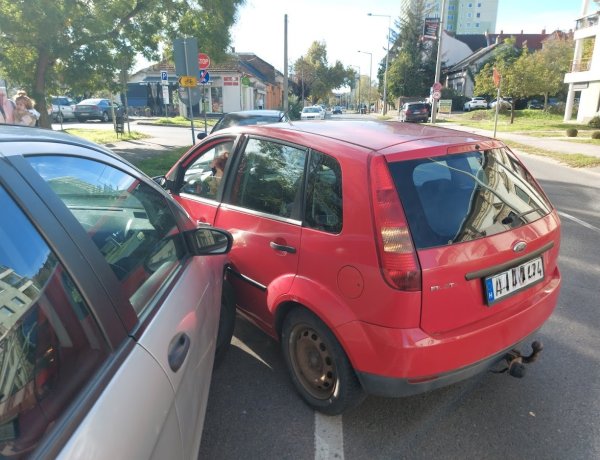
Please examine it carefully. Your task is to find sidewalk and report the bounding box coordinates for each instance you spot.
[440,122,600,159]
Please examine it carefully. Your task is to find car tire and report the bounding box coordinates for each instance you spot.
[101,111,110,123]
[77,117,86,123]
[281,308,366,415]
[213,280,236,368]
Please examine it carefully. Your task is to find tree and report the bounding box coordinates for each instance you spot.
[386,0,436,101]
[529,37,574,108]
[291,41,354,105]
[0,0,245,128]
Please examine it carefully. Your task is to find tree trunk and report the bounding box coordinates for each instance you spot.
[33,49,52,129]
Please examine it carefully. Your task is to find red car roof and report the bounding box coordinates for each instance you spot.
[226,120,491,152]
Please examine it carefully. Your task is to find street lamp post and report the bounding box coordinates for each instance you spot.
[358,50,372,113]
[368,13,391,115]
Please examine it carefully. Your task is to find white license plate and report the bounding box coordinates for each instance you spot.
[485,257,544,304]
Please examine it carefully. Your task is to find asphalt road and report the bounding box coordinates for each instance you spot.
[58,120,600,459]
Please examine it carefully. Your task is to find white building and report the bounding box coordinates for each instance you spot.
[420,0,499,34]
[564,0,600,122]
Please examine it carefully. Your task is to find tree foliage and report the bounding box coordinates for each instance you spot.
[290,41,354,105]
[387,0,436,100]
[0,0,245,127]
[474,36,573,122]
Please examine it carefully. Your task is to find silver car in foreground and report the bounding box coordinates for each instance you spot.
[0,125,235,459]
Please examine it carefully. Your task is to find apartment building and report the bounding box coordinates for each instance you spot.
[421,0,499,34]
[564,0,600,122]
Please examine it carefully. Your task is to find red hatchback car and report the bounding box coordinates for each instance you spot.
[158,120,561,415]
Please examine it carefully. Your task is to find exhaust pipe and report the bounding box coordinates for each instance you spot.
[493,341,543,378]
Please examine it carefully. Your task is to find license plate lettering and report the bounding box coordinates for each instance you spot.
[485,257,544,304]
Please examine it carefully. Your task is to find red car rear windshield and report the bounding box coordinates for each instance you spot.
[388,148,553,249]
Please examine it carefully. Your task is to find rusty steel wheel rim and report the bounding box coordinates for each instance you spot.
[289,324,336,400]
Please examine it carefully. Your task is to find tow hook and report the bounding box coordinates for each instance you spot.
[493,341,544,378]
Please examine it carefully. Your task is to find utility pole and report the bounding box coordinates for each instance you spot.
[283,15,289,113]
[368,13,392,115]
[431,0,447,124]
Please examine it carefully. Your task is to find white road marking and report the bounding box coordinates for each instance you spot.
[315,413,344,460]
[558,211,600,234]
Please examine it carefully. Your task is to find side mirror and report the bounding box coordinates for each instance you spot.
[186,227,232,255]
[153,175,175,191]
[197,132,208,140]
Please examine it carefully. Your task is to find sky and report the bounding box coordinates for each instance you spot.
[229,0,583,74]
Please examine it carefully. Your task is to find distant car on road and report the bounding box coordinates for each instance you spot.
[399,102,430,122]
[74,98,123,122]
[199,109,288,140]
[332,106,343,115]
[463,97,488,112]
[300,105,325,120]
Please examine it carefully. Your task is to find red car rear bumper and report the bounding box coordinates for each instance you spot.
[335,268,560,397]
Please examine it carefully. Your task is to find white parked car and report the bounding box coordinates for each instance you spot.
[0,125,235,458]
[300,105,325,120]
[48,96,77,122]
[463,97,488,111]
[489,98,513,110]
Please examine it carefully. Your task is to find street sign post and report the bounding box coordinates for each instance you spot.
[433,82,443,92]
[173,37,199,143]
[432,90,442,100]
[161,71,168,83]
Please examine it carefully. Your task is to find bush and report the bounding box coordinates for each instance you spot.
[546,102,565,115]
[588,116,600,128]
[566,128,578,137]
[592,131,600,140]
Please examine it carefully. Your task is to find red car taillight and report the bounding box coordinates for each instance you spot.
[369,155,421,291]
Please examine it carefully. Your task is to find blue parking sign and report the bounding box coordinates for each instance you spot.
[161,71,168,82]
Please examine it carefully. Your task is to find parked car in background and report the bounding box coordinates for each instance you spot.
[489,97,513,110]
[332,106,343,115]
[48,96,76,122]
[399,102,430,122]
[0,124,234,458]
[527,99,544,110]
[463,97,488,111]
[300,105,325,120]
[157,120,561,415]
[199,109,288,140]
[74,98,123,122]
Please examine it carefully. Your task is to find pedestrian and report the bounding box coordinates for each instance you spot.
[0,87,15,124]
[14,90,40,125]
[13,94,38,126]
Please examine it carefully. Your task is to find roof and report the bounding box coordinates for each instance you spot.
[446,43,499,73]
[220,120,490,152]
[454,32,550,53]
[0,125,113,155]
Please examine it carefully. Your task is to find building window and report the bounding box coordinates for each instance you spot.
[477,12,480,18]
[448,5,455,10]
[11,297,25,307]
[0,306,14,316]
[448,24,453,30]
[467,12,472,18]
[476,23,480,27]
[448,14,454,20]
[478,2,482,7]
[468,2,473,7]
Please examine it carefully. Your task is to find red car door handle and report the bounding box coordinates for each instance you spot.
[270,241,296,254]
[168,333,191,372]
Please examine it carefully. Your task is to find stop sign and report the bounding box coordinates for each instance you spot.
[198,53,210,70]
